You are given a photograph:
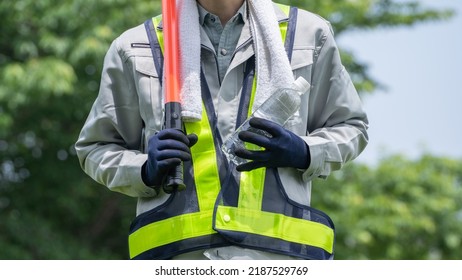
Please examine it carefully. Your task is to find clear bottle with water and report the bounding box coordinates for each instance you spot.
[222,77,310,165]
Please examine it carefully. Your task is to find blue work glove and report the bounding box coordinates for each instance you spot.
[235,117,310,172]
[142,128,198,187]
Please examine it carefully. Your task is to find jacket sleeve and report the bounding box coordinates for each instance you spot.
[75,38,157,198]
[301,25,369,182]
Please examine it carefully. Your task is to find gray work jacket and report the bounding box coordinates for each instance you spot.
[75,3,368,259]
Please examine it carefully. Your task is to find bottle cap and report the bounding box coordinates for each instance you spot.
[292,77,310,95]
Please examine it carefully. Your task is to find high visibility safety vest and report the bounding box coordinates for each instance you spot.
[129,4,335,260]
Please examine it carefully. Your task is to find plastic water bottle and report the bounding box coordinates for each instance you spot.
[222,77,310,165]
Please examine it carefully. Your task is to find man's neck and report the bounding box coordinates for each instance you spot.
[197,0,245,25]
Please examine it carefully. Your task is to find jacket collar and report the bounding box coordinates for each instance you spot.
[274,2,290,23]
[228,2,289,71]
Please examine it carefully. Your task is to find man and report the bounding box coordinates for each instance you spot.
[75,0,368,260]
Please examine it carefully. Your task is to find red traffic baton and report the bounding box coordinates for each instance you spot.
[161,0,185,193]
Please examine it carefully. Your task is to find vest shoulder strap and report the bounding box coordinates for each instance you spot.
[144,17,164,84]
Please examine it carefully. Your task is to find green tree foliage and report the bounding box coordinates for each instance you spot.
[0,0,456,259]
[0,0,161,259]
[312,155,462,259]
[281,0,453,94]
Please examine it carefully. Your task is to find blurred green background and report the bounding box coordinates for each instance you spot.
[1,0,461,259]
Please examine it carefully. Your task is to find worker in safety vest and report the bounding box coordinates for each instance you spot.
[75,0,368,260]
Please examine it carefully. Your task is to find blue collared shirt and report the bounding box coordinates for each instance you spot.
[197,2,246,83]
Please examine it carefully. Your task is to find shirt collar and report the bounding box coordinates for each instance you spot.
[197,1,247,26]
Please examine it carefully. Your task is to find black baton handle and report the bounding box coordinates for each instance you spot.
[163,102,186,193]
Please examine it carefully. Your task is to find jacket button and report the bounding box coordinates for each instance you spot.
[223,214,231,223]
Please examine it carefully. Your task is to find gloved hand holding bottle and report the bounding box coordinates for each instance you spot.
[234,117,310,172]
[221,77,311,171]
[142,128,198,187]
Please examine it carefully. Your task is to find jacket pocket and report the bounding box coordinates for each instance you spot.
[291,48,314,84]
[134,56,163,132]
[287,48,314,135]
[135,56,159,77]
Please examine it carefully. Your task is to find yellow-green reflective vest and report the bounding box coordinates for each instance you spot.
[129,4,335,260]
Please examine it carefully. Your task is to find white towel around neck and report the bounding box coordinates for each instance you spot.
[176,0,294,122]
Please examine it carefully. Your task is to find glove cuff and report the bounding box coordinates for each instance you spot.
[141,161,157,188]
